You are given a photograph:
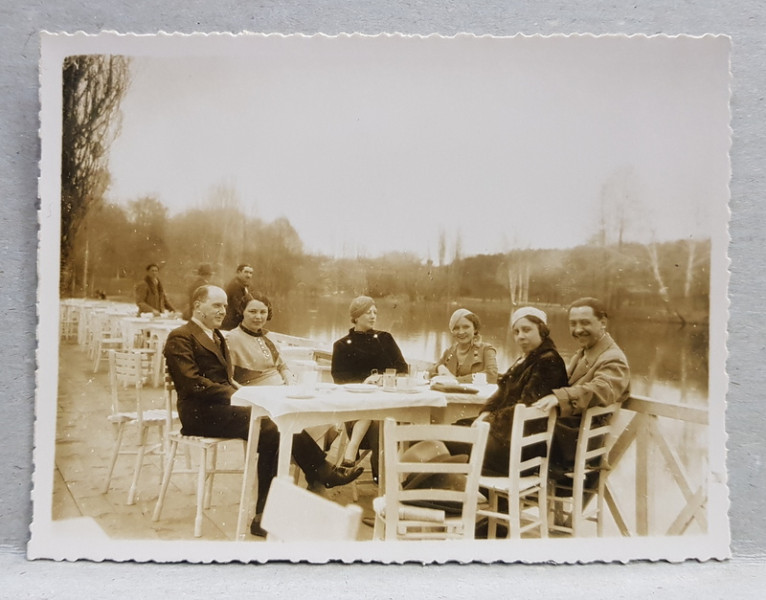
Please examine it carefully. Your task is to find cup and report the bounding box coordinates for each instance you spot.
[382,368,397,391]
[396,375,413,392]
[296,369,318,396]
[472,372,488,386]
[294,360,318,395]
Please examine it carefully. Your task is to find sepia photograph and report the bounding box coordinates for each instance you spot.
[31,32,730,563]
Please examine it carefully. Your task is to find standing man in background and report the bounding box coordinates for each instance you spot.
[221,264,253,330]
[182,263,214,320]
[135,263,175,316]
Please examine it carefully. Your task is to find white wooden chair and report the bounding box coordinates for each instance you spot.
[59,302,81,342]
[102,349,168,505]
[152,372,245,538]
[261,476,363,542]
[372,417,489,541]
[548,403,620,537]
[90,312,125,373]
[476,405,556,539]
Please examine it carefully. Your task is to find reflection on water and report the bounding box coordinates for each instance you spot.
[271,296,709,407]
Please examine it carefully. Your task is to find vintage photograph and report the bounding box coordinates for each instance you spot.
[32,32,730,563]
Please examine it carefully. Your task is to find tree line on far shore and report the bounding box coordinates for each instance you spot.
[62,194,710,325]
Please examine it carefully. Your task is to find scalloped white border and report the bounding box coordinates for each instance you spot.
[31,31,731,564]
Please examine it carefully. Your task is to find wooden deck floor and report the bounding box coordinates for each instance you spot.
[52,342,378,541]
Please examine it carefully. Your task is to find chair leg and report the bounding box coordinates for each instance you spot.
[486,490,498,539]
[509,493,521,539]
[152,439,179,522]
[372,509,383,541]
[538,487,549,538]
[597,478,605,537]
[194,447,208,537]
[92,341,102,373]
[102,423,125,494]
[203,445,218,510]
[127,425,149,505]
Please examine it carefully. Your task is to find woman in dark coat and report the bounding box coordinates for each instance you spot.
[331,295,407,477]
[454,306,568,475]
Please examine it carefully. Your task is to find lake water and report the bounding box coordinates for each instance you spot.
[269,295,709,408]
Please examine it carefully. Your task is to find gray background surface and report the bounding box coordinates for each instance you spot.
[1,1,763,597]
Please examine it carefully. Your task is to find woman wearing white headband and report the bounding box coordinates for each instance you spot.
[477,306,568,474]
[430,308,498,384]
[447,306,568,477]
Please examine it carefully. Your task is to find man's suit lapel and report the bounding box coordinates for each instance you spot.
[188,321,228,367]
[568,349,588,383]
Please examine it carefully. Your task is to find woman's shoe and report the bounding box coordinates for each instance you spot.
[315,462,364,488]
[340,458,359,469]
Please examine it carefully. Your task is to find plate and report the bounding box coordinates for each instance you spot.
[343,383,378,393]
[315,383,338,392]
[286,392,316,399]
[430,375,459,386]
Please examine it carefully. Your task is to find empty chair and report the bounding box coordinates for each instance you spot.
[59,302,81,342]
[261,476,363,542]
[548,403,620,537]
[152,372,245,538]
[476,405,556,539]
[372,417,489,541]
[102,349,168,505]
[90,312,125,373]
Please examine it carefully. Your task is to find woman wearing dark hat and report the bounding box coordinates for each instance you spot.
[430,308,498,384]
[449,306,568,475]
[331,295,408,475]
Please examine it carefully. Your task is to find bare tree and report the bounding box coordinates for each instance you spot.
[61,54,131,293]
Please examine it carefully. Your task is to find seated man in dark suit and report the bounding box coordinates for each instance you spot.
[164,285,363,536]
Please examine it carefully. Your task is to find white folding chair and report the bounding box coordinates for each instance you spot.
[102,349,167,505]
[372,417,489,541]
[476,405,556,538]
[261,476,363,542]
[152,372,245,538]
[548,403,620,537]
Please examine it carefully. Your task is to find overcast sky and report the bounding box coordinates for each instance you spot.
[104,34,730,260]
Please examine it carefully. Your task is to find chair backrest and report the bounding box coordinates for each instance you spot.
[507,404,557,495]
[261,476,363,542]
[380,417,489,541]
[573,403,620,484]
[108,349,152,423]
